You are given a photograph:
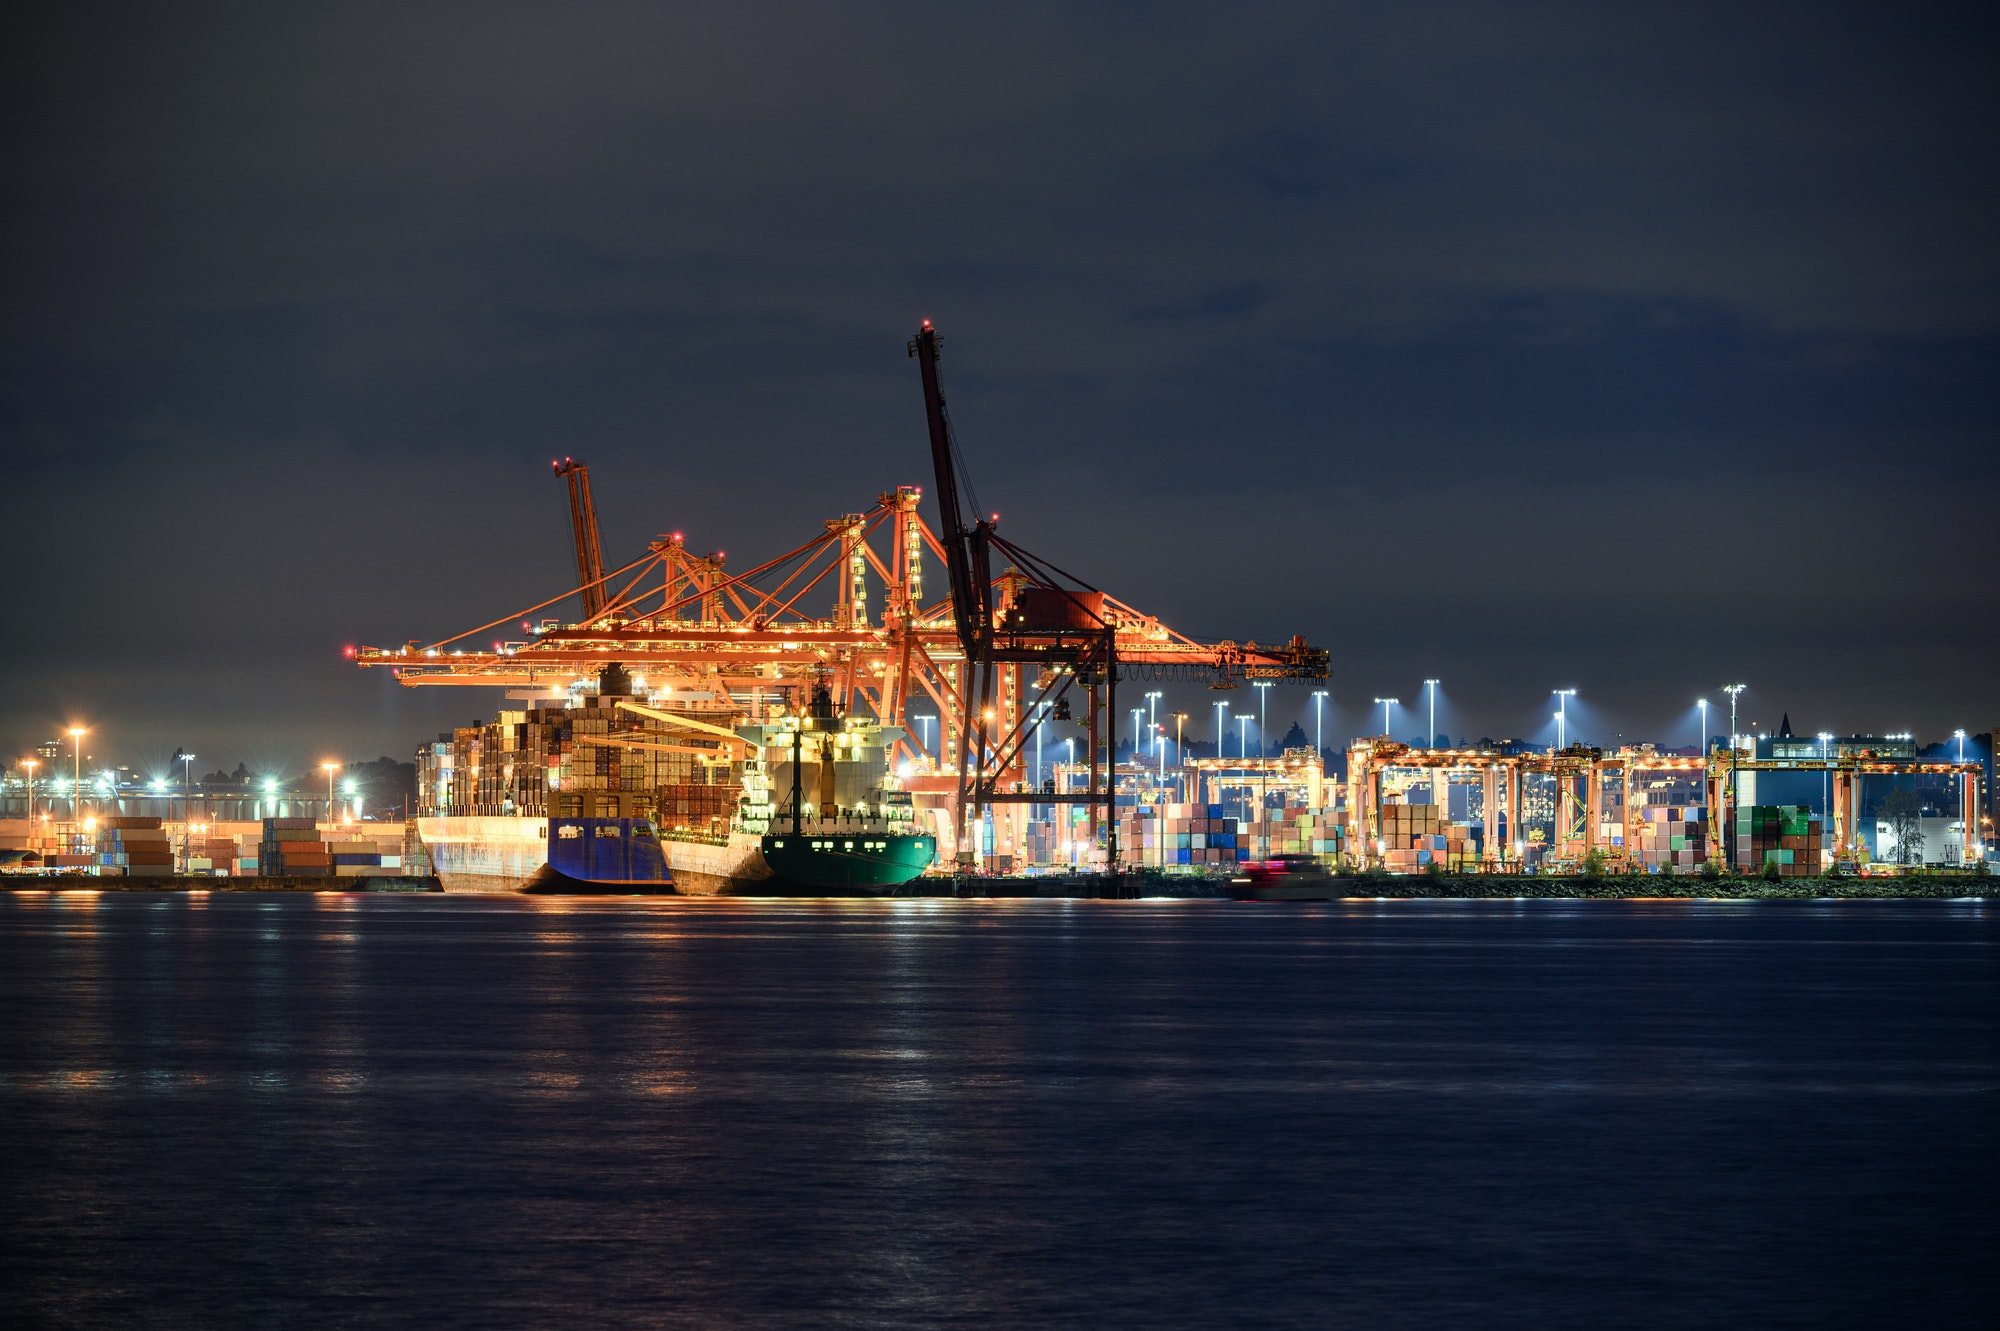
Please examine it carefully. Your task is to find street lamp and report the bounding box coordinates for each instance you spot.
[1238,714,1251,761]
[1172,712,1188,801]
[1373,697,1397,738]
[1253,679,1272,855]
[1722,684,1747,815]
[1214,700,1228,767]
[67,727,87,824]
[1424,679,1440,749]
[1311,690,1328,767]
[1156,724,1166,781]
[1818,732,1833,849]
[1553,689,1576,750]
[1955,728,1967,763]
[1032,700,1050,800]
[18,758,36,822]
[179,748,195,816]
[1722,684,1747,751]
[177,750,196,869]
[321,761,341,827]
[1130,707,1145,755]
[1145,690,1162,739]
[1697,698,1709,754]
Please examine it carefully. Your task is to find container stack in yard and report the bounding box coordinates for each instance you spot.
[1734,805,1823,876]
[261,817,330,875]
[99,816,173,877]
[1631,806,1709,870]
[1241,807,1342,861]
[1378,800,1477,871]
[1118,803,1239,868]
[192,834,238,875]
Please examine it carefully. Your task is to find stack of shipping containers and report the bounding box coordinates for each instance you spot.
[1376,800,1477,871]
[1630,806,1709,870]
[261,817,330,875]
[97,816,173,877]
[415,695,727,828]
[1117,802,1240,869]
[1734,805,1824,876]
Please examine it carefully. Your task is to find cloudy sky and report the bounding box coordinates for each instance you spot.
[5,3,1994,776]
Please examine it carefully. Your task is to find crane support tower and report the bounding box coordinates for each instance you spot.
[554,457,606,620]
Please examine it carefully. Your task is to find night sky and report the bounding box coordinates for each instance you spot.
[5,4,1995,778]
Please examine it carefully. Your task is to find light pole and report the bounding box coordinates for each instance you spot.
[68,727,87,825]
[1373,697,1397,738]
[1818,731,1833,851]
[1723,684,1747,752]
[1253,680,1272,854]
[179,751,196,869]
[1722,684,1747,816]
[1311,690,1327,768]
[1424,679,1439,749]
[1033,701,1048,799]
[1955,728,1967,763]
[1172,712,1188,802]
[19,758,36,822]
[1214,700,1228,767]
[1130,707,1144,757]
[1146,691,1162,741]
[1237,714,1252,831]
[1553,689,1576,750]
[1156,724,1166,781]
[1697,698,1709,754]
[321,761,341,827]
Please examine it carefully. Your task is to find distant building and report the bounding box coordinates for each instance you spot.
[1873,816,1969,866]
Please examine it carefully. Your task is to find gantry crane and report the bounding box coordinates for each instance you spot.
[358,326,1331,868]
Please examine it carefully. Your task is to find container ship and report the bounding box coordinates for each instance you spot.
[413,668,934,894]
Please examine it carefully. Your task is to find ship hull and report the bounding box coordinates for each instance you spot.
[415,817,927,896]
[661,832,775,896]
[418,816,551,893]
[759,831,934,893]
[418,815,677,894]
[522,863,677,895]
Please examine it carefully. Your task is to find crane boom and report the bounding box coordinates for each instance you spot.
[553,457,606,619]
[907,321,989,657]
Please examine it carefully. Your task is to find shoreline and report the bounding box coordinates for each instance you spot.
[2,872,1988,901]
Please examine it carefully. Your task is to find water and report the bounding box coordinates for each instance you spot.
[2,894,1992,1328]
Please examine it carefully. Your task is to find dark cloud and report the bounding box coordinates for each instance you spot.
[3,2,1994,767]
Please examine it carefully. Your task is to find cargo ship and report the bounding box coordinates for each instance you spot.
[413,670,933,895]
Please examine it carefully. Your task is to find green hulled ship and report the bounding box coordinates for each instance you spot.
[749,684,935,893]
[760,827,935,891]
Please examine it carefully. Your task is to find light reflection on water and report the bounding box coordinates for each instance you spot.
[0,893,1993,1328]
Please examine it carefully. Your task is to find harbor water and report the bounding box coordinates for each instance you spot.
[1,894,1992,1327]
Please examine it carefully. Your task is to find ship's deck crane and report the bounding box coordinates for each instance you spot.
[554,457,606,620]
